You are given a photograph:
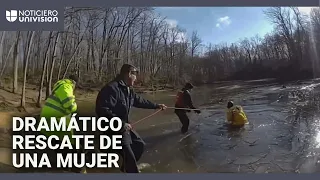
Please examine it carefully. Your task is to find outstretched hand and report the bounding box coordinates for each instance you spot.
[158,104,167,110]
[124,123,132,131]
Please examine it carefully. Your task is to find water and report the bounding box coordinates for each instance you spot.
[77,79,320,173]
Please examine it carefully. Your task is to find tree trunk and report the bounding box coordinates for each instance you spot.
[48,32,60,96]
[0,43,14,78]
[0,31,6,68]
[21,31,35,107]
[36,32,53,107]
[12,31,20,93]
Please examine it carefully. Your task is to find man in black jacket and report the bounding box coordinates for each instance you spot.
[95,64,167,173]
[175,83,201,134]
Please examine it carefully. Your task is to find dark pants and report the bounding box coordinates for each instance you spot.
[175,110,190,134]
[118,131,145,173]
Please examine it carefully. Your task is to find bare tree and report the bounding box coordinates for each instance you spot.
[190,31,202,58]
[37,32,53,107]
[21,31,36,107]
[0,31,6,68]
[12,31,20,93]
[0,7,319,105]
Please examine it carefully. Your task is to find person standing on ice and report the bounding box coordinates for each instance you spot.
[39,75,87,173]
[95,64,167,173]
[174,82,201,134]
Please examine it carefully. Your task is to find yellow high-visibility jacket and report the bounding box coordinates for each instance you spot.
[226,105,248,126]
[40,79,77,144]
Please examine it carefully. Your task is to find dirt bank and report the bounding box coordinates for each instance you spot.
[0,81,175,113]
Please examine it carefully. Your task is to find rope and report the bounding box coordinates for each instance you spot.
[122,106,210,173]
[131,106,217,126]
[131,109,163,126]
[167,106,221,112]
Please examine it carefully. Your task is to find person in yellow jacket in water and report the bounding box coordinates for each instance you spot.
[40,75,86,173]
[226,101,248,127]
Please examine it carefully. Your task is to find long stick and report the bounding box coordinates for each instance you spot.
[166,107,202,111]
[168,106,222,112]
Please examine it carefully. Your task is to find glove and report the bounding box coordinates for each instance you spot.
[195,109,201,114]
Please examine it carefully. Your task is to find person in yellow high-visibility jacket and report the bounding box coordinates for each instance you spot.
[40,75,86,173]
[226,101,248,127]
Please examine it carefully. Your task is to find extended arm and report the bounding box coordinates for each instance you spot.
[184,92,196,109]
[184,91,201,113]
[133,92,160,109]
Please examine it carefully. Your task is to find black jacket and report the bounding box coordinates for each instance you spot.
[175,88,196,109]
[95,77,160,144]
[174,88,197,114]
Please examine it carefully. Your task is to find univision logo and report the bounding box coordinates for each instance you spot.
[5,9,59,23]
[6,10,18,22]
